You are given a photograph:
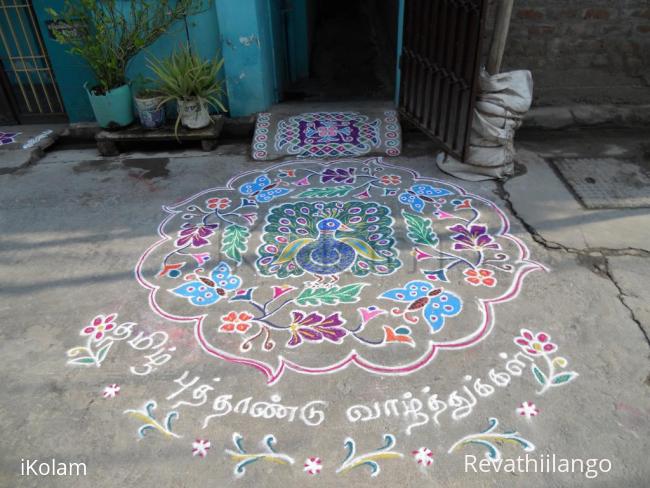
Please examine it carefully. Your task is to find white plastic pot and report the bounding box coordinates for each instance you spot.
[178,98,210,129]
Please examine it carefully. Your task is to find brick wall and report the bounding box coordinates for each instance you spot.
[487,0,650,106]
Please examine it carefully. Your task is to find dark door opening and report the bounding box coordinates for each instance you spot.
[284,0,398,102]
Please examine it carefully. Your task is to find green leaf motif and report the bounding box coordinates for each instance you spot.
[531,365,547,385]
[296,284,366,306]
[67,357,97,366]
[222,225,249,264]
[402,211,438,247]
[295,186,352,198]
[551,372,578,385]
[95,342,112,365]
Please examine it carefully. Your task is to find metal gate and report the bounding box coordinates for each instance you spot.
[399,0,486,161]
[0,0,66,123]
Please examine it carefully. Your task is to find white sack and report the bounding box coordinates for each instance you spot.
[437,69,533,181]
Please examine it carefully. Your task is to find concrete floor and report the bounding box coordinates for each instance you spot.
[0,130,648,487]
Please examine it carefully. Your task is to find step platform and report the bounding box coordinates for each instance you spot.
[96,116,224,156]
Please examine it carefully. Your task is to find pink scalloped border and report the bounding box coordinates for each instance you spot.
[135,157,547,384]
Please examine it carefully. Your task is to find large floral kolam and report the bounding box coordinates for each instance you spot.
[137,157,544,384]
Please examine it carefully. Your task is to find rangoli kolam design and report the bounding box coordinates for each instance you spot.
[136,157,543,383]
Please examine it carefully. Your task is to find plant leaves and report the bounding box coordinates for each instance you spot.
[295,186,352,198]
[531,365,547,385]
[67,356,97,366]
[402,211,438,246]
[222,225,249,264]
[551,372,578,385]
[296,283,366,306]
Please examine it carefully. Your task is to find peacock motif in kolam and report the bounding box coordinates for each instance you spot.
[256,201,401,281]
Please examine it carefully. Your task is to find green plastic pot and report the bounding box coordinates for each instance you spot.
[85,82,134,129]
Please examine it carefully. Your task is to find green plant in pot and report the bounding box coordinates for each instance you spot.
[148,45,227,136]
[47,0,205,129]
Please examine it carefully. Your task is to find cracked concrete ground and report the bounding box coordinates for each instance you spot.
[0,130,649,487]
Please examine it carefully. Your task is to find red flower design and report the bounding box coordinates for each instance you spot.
[464,268,497,287]
[206,197,231,210]
[219,312,254,334]
[379,174,401,186]
[82,314,116,341]
[514,328,557,355]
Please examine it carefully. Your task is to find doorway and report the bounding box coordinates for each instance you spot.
[283,0,399,102]
[0,0,66,124]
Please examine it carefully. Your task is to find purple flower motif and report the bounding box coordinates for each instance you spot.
[0,131,19,145]
[449,224,501,252]
[321,167,356,184]
[175,223,218,248]
[287,311,347,347]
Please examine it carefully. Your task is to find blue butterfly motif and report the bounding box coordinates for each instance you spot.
[380,280,462,333]
[239,174,291,203]
[399,184,453,213]
[170,261,241,306]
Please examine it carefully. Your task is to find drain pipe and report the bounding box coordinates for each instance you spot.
[487,0,514,75]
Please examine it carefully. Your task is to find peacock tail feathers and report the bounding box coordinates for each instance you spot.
[256,201,401,278]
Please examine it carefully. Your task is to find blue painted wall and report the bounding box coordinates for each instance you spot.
[216,0,276,117]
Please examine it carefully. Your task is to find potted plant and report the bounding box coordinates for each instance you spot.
[147,45,227,136]
[133,77,166,130]
[47,0,204,129]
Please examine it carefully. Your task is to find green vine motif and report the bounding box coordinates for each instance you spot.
[66,343,112,367]
[336,434,403,477]
[66,315,135,367]
[296,283,367,306]
[295,186,353,198]
[123,400,180,439]
[225,433,295,477]
[447,418,535,461]
[402,210,439,247]
[221,224,250,264]
[531,354,578,395]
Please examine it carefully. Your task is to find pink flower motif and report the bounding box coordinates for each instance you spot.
[102,384,120,398]
[192,439,211,458]
[176,224,218,248]
[287,311,347,348]
[514,328,557,355]
[358,306,386,324]
[464,268,497,287]
[191,253,211,266]
[303,457,322,475]
[82,314,116,341]
[413,247,434,261]
[241,213,258,225]
[516,401,539,418]
[412,447,434,466]
[272,285,296,299]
